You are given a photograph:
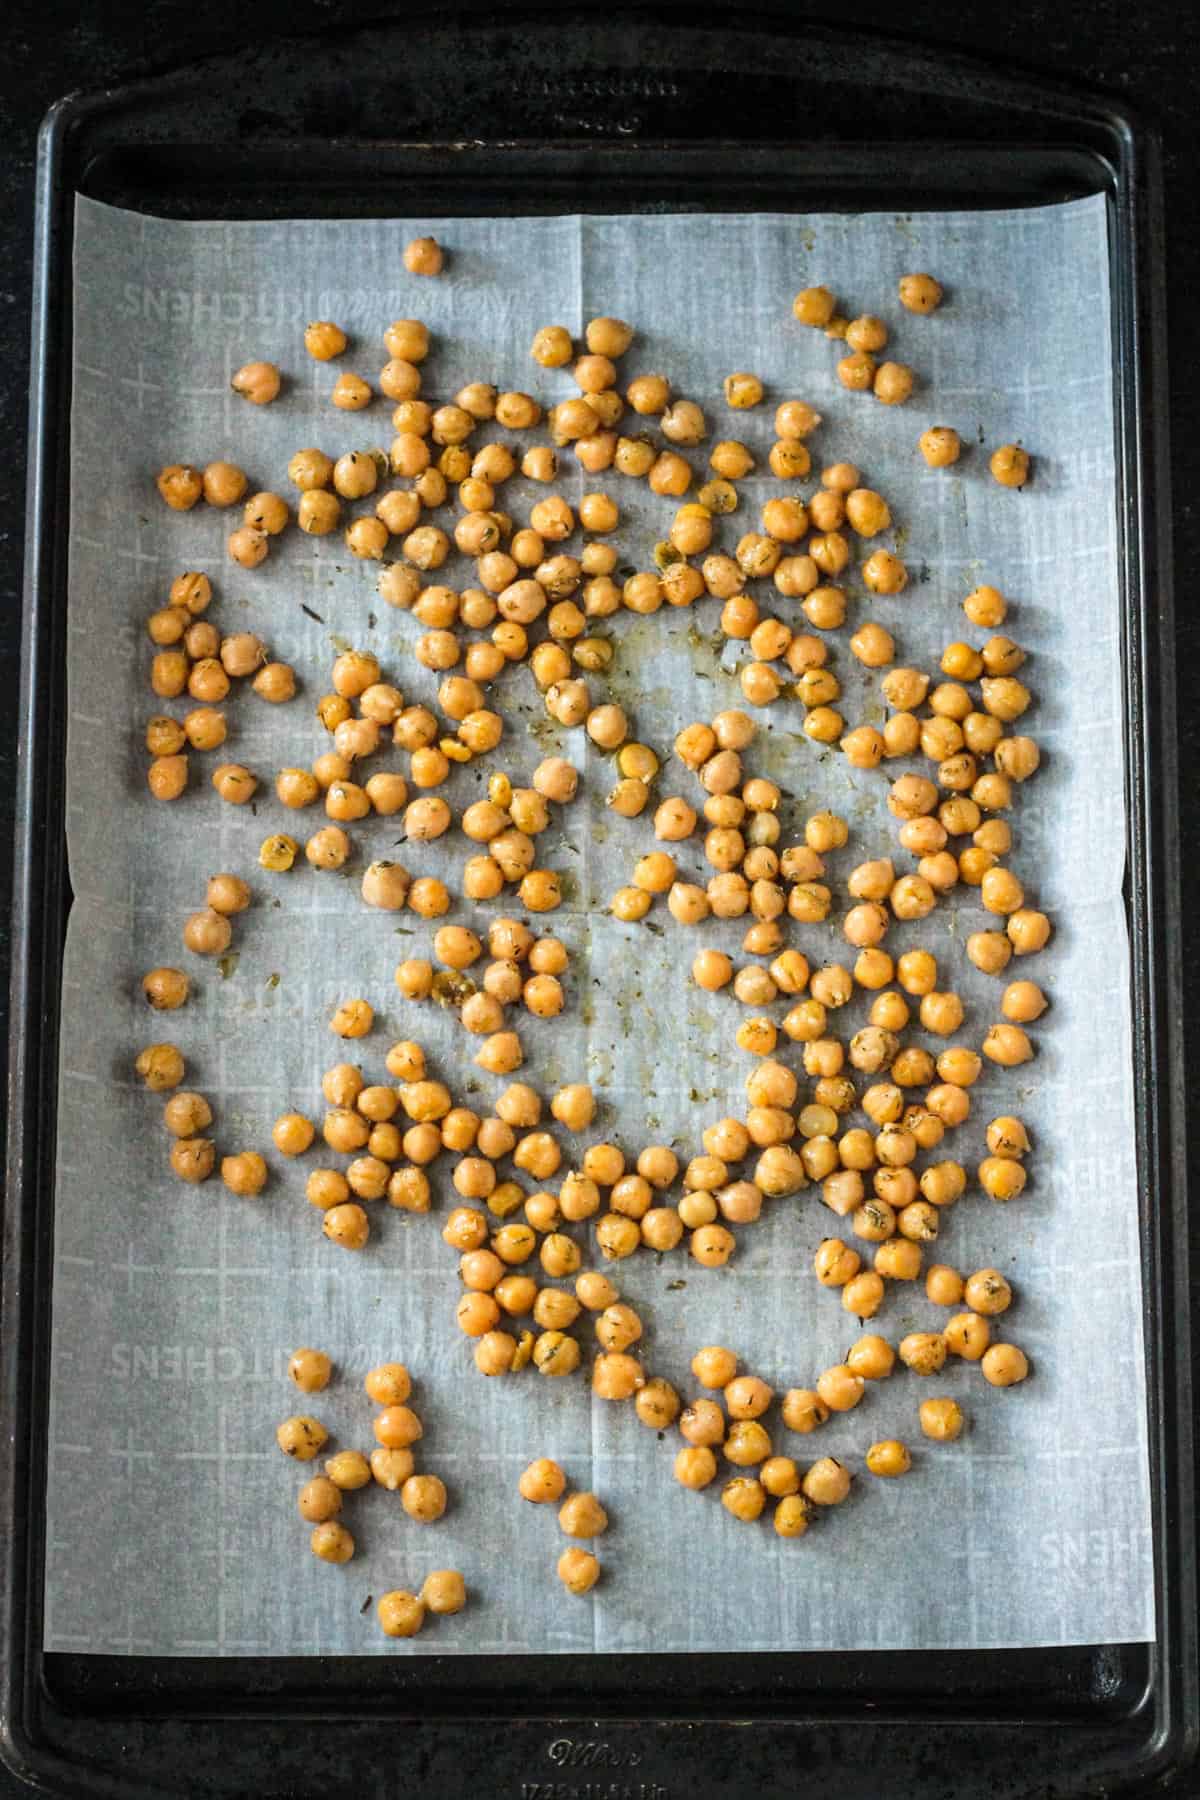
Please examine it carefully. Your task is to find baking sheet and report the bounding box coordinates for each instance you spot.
[44,193,1152,1655]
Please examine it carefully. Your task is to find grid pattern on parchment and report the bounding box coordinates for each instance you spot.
[44,195,1152,1656]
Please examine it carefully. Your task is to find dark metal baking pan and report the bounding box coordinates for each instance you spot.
[4,9,1193,1796]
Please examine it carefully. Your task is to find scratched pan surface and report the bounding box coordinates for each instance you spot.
[3,12,1193,1799]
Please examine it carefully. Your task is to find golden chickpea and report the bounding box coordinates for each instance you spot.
[846,1334,896,1382]
[150,650,189,699]
[978,1155,1027,1203]
[793,284,836,325]
[473,1330,516,1375]
[401,234,442,276]
[894,271,942,313]
[839,1267,883,1319]
[943,1311,991,1362]
[987,1115,1030,1159]
[147,606,189,648]
[132,1042,184,1093]
[814,1365,863,1414]
[157,464,203,510]
[723,1420,771,1467]
[982,1022,1034,1068]
[181,907,231,958]
[418,1570,465,1617]
[227,360,280,408]
[919,425,962,468]
[712,1373,768,1421]
[835,350,875,392]
[267,1109,313,1158]
[302,320,346,363]
[990,444,1031,488]
[716,1476,763,1523]
[145,715,185,757]
[554,1491,608,1540]
[802,1457,851,1506]
[896,1332,946,1376]
[298,1475,342,1524]
[220,1150,266,1197]
[146,753,188,802]
[981,1343,1029,1387]
[873,1238,922,1281]
[554,1547,598,1595]
[866,1439,912,1478]
[398,1472,447,1525]
[201,459,248,508]
[374,1589,424,1636]
[227,524,269,570]
[679,1394,729,1447]
[770,1494,812,1538]
[688,1222,733,1267]
[170,1137,214,1182]
[321,1450,370,1492]
[308,1520,355,1565]
[592,1348,645,1399]
[142,966,190,1012]
[322,1202,369,1250]
[277,1414,328,1462]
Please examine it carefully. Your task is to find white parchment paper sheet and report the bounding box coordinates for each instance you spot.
[44,194,1152,1655]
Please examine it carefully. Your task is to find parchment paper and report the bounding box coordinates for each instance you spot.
[45,193,1152,1655]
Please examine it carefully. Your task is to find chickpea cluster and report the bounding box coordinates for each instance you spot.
[517,1458,611,1594]
[793,278,920,411]
[139,873,263,1189]
[261,641,579,909]
[282,1353,451,1569]
[393,914,574,1070]
[145,568,296,803]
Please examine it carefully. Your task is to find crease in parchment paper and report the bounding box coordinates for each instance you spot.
[44,193,1151,1655]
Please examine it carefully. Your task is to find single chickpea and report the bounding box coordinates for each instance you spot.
[987,1116,1031,1158]
[142,966,190,1011]
[802,1457,851,1506]
[156,464,204,510]
[793,285,837,326]
[557,1547,600,1595]
[919,425,962,468]
[298,1475,342,1524]
[220,1151,267,1197]
[170,1137,214,1182]
[816,1365,865,1413]
[846,1334,896,1381]
[377,1590,425,1636]
[990,444,1031,488]
[276,1414,328,1461]
[634,1379,681,1429]
[838,351,877,392]
[311,1522,355,1564]
[945,1311,992,1362]
[558,1491,608,1539]
[182,908,232,957]
[323,1450,372,1491]
[866,1439,912,1478]
[843,1271,885,1318]
[983,1022,1034,1067]
[981,1343,1030,1387]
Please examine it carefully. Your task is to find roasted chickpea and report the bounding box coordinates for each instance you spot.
[990,444,1031,488]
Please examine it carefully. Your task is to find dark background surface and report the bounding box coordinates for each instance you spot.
[1,1,1197,1794]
